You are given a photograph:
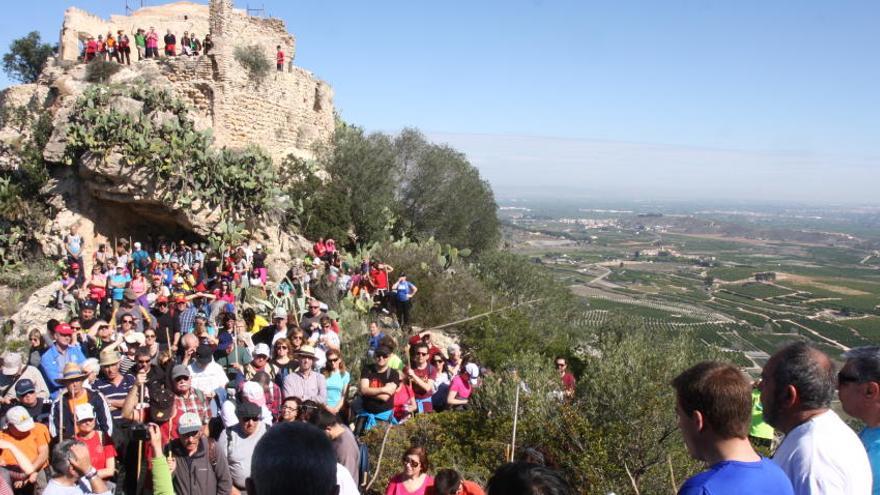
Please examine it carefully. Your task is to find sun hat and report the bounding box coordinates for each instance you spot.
[1,352,23,376]
[98,348,121,367]
[296,345,317,359]
[123,332,145,346]
[58,362,88,383]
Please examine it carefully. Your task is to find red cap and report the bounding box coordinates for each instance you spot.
[156,295,169,304]
[408,335,421,346]
[55,322,74,335]
[70,263,80,269]
[174,295,187,304]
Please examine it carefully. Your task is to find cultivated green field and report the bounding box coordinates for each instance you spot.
[503,205,880,366]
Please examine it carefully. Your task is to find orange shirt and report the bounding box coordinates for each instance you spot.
[0,423,51,469]
[68,392,89,415]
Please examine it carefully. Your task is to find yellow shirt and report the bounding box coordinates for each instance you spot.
[249,315,270,334]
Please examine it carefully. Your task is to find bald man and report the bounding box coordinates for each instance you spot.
[759,342,871,494]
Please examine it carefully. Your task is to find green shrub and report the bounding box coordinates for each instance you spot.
[85,59,122,83]
[234,45,271,83]
[64,85,281,247]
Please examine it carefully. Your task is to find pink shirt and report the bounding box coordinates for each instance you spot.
[450,375,472,400]
[386,474,433,495]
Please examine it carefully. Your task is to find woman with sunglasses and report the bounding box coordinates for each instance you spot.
[386,446,433,495]
[272,338,296,387]
[322,350,350,415]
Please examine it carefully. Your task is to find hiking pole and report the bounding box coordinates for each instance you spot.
[510,379,521,462]
[136,383,145,483]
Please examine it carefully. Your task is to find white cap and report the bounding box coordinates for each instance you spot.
[178,412,202,435]
[6,406,34,432]
[465,362,480,384]
[75,403,96,422]
[253,343,271,357]
[134,242,142,249]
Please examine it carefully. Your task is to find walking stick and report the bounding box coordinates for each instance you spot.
[57,389,65,440]
[510,380,521,462]
[136,383,145,483]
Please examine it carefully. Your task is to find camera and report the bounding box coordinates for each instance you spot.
[130,423,150,441]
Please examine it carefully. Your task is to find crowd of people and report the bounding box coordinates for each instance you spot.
[2,226,527,495]
[80,27,220,65]
[3,223,880,495]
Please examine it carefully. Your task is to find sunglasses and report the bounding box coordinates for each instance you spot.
[145,334,156,339]
[403,459,420,468]
[275,346,288,350]
[175,376,190,382]
[122,320,134,324]
[241,416,260,423]
[375,353,390,359]
[838,371,861,384]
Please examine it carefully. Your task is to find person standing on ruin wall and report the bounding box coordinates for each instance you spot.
[276,45,284,71]
[134,29,145,61]
[164,29,176,57]
[117,30,131,65]
[146,27,159,58]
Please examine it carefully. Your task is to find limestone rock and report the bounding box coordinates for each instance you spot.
[107,96,144,118]
[43,106,74,163]
[6,282,69,339]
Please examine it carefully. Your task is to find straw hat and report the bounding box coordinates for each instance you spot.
[58,362,88,383]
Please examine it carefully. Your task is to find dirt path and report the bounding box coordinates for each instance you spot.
[779,319,849,351]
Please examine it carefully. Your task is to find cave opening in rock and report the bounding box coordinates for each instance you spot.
[87,198,208,252]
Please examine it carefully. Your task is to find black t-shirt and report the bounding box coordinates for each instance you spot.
[360,365,400,414]
[153,310,179,346]
[253,252,267,270]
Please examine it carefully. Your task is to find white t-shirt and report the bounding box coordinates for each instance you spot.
[772,409,872,495]
[188,361,228,396]
[336,463,359,495]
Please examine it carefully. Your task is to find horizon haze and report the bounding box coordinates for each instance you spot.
[2,0,877,205]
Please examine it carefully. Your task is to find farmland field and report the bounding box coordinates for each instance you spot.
[502,199,880,368]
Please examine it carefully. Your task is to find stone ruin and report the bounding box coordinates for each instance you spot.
[56,0,334,162]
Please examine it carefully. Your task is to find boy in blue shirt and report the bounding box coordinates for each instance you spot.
[672,362,793,495]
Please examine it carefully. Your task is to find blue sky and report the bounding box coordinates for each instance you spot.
[2,1,878,203]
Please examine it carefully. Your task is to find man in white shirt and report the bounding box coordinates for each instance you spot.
[188,344,228,403]
[760,342,872,494]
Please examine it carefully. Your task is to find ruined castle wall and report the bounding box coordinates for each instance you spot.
[56,0,332,161]
[59,3,210,61]
[211,67,334,160]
